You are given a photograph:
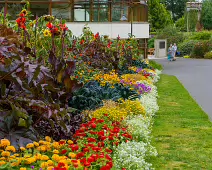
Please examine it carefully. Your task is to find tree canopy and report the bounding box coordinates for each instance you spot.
[201,0,212,30]
[148,0,173,31]
[160,0,189,21]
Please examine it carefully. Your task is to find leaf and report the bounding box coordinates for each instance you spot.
[57,69,64,83]
[18,118,27,127]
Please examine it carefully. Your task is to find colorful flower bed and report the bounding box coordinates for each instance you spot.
[0,5,161,170]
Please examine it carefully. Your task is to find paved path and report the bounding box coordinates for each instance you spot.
[154,58,212,121]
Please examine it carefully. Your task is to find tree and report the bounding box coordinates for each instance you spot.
[201,0,212,30]
[148,0,173,31]
[175,16,186,31]
[160,0,189,21]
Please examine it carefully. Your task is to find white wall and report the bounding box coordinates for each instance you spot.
[66,22,149,39]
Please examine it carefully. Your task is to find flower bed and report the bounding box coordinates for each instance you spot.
[0,6,161,170]
[0,68,161,170]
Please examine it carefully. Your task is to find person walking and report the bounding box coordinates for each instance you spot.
[168,44,173,61]
[172,43,177,61]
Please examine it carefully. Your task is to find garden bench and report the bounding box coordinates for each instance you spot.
[148,48,155,55]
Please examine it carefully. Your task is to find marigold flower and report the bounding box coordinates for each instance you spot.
[0,161,6,166]
[45,136,52,142]
[0,139,10,147]
[67,140,73,144]
[52,154,60,162]
[11,162,20,166]
[53,149,59,154]
[41,162,48,168]
[33,142,39,147]
[5,145,16,152]
[41,155,49,161]
[26,143,34,149]
[47,160,54,166]
[68,152,76,159]
[1,151,10,157]
[47,166,55,170]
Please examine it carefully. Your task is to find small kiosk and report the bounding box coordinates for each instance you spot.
[154,39,167,58]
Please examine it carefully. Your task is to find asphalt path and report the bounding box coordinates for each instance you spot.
[154,58,212,121]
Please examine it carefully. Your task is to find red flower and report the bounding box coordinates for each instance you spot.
[105,148,112,153]
[94,32,100,39]
[80,39,85,44]
[83,147,90,153]
[84,161,91,167]
[59,23,68,31]
[59,141,65,145]
[98,130,104,136]
[87,156,95,163]
[87,137,96,143]
[61,149,67,154]
[91,123,96,129]
[105,154,112,161]
[46,22,53,29]
[71,144,79,151]
[76,152,85,159]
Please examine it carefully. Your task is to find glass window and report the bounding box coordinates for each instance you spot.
[52,3,71,21]
[30,3,49,19]
[74,0,90,22]
[112,3,128,21]
[93,4,108,22]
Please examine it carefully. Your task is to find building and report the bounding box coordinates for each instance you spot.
[0,0,149,58]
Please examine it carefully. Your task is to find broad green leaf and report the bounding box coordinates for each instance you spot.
[18,118,27,127]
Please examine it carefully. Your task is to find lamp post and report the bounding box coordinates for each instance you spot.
[120,14,132,37]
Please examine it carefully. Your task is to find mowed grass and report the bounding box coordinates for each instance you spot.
[151,74,212,170]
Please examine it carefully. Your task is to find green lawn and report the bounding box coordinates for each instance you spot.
[151,74,212,170]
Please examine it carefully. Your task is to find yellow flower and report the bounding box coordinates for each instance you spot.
[25,157,36,164]
[35,153,42,160]
[20,147,26,151]
[68,152,76,159]
[47,166,55,170]
[41,155,49,161]
[26,143,34,149]
[0,161,6,166]
[41,162,48,168]
[47,160,54,166]
[11,162,20,166]
[43,29,51,37]
[45,136,52,142]
[67,140,73,144]
[0,139,10,147]
[1,151,10,157]
[20,168,26,170]
[0,157,6,161]
[53,149,59,154]
[5,146,16,152]
[20,9,28,16]
[52,142,59,149]
[52,154,60,162]
[37,145,47,152]
[33,141,39,147]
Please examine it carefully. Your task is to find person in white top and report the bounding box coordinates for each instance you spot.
[172,43,177,61]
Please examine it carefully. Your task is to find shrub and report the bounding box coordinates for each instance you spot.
[189,31,212,40]
[178,40,198,56]
[148,38,155,48]
[191,41,210,58]
[156,25,185,47]
[204,51,212,59]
